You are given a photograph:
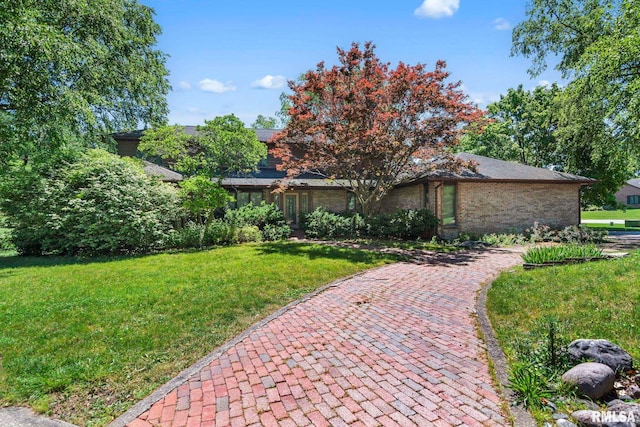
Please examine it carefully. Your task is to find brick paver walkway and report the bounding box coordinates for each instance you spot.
[113,248,522,427]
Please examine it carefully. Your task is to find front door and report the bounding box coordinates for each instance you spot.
[284,194,299,227]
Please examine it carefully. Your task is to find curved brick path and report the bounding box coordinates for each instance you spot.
[112,248,522,427]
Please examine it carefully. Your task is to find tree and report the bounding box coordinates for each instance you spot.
[251,115,279,129]
[459,84,561,168]
[512,0,640,202]
[139,115,267,180]
[0,0,170,170]
[271,42,481,216]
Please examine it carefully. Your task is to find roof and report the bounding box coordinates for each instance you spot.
[429,153,595,184]
[142,161,183,183]
[112,127,279,142]
[625,178,640,189]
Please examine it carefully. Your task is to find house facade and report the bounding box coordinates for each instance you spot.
[112,128,594,238]
[614,179,640,208]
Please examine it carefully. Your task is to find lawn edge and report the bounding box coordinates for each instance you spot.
[476,265,538,427]
[107,264,389,427]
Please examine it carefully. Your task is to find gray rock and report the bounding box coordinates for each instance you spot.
[606,400,640,420]
[556,419,578,427]
[554,413,570,420]
[569,339,633,373]
[577,398,603,411]
[571,409,632,426]
[0,407,78,427]
[562,362,616,400]
[627,385,640,399]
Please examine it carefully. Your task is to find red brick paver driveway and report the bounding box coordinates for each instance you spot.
[111,248,522,427]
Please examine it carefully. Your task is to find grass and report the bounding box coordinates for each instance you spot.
[0,242,397,426]
[581,208,640,220]
[487,252,640,420]
[581,222,640,232]
[335,237,461,252]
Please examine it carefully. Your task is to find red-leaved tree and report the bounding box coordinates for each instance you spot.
[271,42,482,216]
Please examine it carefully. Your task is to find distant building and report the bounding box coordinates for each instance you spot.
[615,179,640,208]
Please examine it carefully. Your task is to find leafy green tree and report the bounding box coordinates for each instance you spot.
[512,0,640,203]
[459,84,560,168]
[0,0,170,170]
[139,115,267,180]
[0,150,179,255]
[251,115,279,129]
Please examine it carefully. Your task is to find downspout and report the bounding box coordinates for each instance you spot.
[434,181,443,239]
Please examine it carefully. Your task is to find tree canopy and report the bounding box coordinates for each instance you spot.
[512,0,639,203]
[0,0,170,169]
[251,115,279,129]
[272,42,480,216]
[139,114,267,180]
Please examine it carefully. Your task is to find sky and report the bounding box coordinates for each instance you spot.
[142,0,562,127]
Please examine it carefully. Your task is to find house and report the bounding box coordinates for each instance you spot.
[112,128,595,238]
[614,179,640,208]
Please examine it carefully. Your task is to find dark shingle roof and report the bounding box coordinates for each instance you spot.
[112,127,279,142]
[430,153,595,183]
[142,161,183,183]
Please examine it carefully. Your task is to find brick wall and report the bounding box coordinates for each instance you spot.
[615,184,640,207]
[380,184,424,213]
[309,189,348,212]
[455,182,582,236]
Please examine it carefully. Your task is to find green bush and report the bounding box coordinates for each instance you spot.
[224,203,291,241]
[366,208,438,239]
[301,207,437,240]
[0,149,180,256]
[165,220,236,249]
[526,222,607,244]
[234,225,263,243]
[301,208,364,239]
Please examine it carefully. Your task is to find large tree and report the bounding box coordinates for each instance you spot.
[0,0,170,170]
[271,42,481,216]
[459,84,561,168]
[139,114,267,180]
[512,0,640,202]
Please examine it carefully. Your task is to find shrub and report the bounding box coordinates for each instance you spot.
[301,207,437,240]
[224,203,291,241]
[366,208,438,239]
[165,220,236,249]
[301,208,364,239]
[0,149,180,256]
[526,222,607,244]
[234,225,263,243]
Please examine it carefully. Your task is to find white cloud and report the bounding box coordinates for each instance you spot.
[492,17,511,31]
[251,75,287,89]
[199,78,237,93]
[414,0,459,18]
[538,80,551,87]
[178,81,191,90]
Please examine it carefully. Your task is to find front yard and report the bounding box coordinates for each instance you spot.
[0,242,396,426]
[487,251,640,422]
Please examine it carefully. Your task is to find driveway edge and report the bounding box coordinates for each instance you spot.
[476,268,537,427]
[107,266,385,427]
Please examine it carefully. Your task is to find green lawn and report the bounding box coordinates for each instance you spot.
[487,252,640,420]
[581,222,640,232]
[0,242,396,426]
[581,208,640,220]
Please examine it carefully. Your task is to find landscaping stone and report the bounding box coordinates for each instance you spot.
[606,399,640,420]
[568,339,633,373]
[562,362,615,400]
[556,419,578,427]
[626,385,640,399]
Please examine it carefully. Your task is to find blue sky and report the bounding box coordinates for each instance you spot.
[143,0,561,127]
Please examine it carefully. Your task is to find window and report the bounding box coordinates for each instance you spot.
[628,195,640,205]
[424,184,429,208]
[233,190,263,208]
[301,193,309,214]
[442,184,457,226]
[347,192,359,213]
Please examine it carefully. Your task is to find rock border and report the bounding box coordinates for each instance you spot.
[476,272,538,427]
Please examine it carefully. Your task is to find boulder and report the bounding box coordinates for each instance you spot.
[562,362,615,400]
[606,400,640,421]
[569,339,633,373]
[571,409,632,426]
